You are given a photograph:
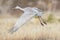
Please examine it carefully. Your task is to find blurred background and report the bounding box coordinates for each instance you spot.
[0,0,60,17]
[0,0,60,40]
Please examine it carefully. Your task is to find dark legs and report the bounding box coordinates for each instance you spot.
[38,16,47,26]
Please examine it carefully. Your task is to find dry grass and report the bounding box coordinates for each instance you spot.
[0,14,60,40]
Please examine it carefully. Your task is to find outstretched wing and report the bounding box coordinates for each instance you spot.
[9,12,37,33]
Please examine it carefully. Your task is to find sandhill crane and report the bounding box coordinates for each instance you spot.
[9,6,47,33]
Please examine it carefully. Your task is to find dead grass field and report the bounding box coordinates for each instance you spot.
[0,14,60,40]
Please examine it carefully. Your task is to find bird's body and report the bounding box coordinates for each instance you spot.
[9,6,46,33]
[15,6,43,16]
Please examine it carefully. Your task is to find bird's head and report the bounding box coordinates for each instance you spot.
[13,6,24,11]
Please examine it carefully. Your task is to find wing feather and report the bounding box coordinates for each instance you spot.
[9,12,37,33]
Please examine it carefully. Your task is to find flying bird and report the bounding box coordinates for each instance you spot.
[9,6,47,33]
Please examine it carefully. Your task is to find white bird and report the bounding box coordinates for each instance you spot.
[9,6,47,33]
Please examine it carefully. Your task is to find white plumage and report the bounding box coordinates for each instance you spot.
[9,6,46,33]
